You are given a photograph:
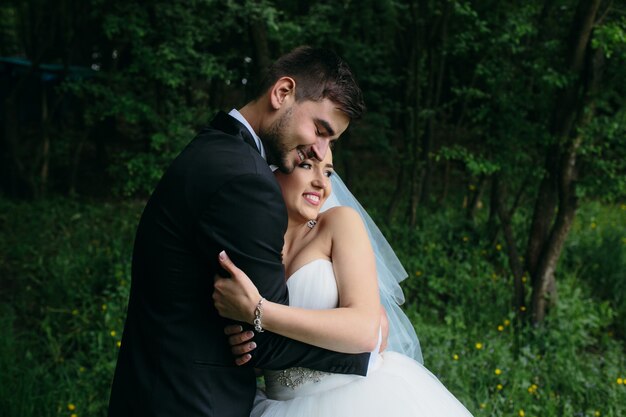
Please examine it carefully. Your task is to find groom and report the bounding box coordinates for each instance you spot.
[108,46,370,417]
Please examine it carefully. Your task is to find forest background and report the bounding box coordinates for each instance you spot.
[1,0,625,416]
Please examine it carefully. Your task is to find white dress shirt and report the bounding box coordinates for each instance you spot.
[228,109,266,159]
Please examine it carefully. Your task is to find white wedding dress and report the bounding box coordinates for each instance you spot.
[251,260,474,417]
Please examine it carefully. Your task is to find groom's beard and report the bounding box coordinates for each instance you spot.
[260,107,295,174]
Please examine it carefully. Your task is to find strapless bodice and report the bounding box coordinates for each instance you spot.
[284,259,338,309]
[264,260,358,400]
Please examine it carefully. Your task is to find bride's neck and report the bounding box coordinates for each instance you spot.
[282,218,309,260]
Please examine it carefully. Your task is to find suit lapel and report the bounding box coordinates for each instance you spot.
[209,111,261,154]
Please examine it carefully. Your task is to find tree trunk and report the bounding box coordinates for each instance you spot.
[417,1,450,208]
[408,159,422,227]
[525,147,559,280]
[406,0,422,227]
[3,94,29,197]
[248,19,271,98]
[437,159,450,205]
[494,176,526,314]
[531,139,580,322]
[528,0,602,323]
[39,84,50,198]
[386,164,406,223]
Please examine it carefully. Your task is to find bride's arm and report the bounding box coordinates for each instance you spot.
[213,207,381,354]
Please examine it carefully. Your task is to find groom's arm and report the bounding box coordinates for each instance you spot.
[198,173,370,374]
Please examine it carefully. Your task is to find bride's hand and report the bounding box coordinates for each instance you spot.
[213,250,262,323]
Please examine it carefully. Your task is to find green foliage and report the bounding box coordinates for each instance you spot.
[1,196,625,416]
[410,276,625,417]
[593,17,626,58]
[561,202,626,337]
[381,204,626,416]
[0,198,137,416]
[2,0,626,414]
[437,145,500,176]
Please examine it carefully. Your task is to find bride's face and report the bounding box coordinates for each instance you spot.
[275,150,334,223]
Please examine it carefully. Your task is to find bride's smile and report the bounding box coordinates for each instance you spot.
[275,150,335,225]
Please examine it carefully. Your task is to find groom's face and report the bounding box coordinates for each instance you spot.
[260,98,349,174]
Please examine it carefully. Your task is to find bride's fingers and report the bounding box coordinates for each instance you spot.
[218,250,241,277]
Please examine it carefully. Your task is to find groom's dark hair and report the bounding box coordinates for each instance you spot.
[256,46,365,120]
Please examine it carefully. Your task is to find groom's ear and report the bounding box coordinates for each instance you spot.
[269,77,296,110]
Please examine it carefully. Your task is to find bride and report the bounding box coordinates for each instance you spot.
[213,150,474,416]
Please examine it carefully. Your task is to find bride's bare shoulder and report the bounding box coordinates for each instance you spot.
[318,206,365,234]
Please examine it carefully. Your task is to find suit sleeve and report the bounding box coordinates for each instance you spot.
[198,173,370,374]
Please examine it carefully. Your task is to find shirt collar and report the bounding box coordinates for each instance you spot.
[228,109,266,159]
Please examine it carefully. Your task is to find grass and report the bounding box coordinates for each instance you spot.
[0,197,624,416]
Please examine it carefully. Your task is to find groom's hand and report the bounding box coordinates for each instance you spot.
[224,325,256,366]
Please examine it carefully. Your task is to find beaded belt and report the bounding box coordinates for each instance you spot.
[265,367,331,390]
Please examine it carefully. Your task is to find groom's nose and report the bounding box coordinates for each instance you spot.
[308,138,330,161]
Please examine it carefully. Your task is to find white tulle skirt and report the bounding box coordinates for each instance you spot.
[251,351,474,417]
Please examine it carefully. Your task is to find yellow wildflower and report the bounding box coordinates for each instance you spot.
[475,342,483,350]
[519,410,525,417]
[71,414,77,417]
[496,384,503,391]
[595,411,601,417]
[479,403,486,409]
[453,354,459,361]
[504,319,511,326]
[617,377,623,385]
[117,341,122,348]
[520,306,527,312]
[110,330,117,337]
[79,367,85,373]
[72,309,79,316]
[494,368,502,375]
[591,222,597,229]
[67,404,76,411]
[101,304,107,311]
[496,244,502,251]
[497,325,504,332]
[521,276,527,283]
[415,271,422,277]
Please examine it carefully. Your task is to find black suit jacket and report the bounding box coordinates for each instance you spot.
[107,112,370,417]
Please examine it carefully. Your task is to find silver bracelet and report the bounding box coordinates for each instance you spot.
[253,297,265,333]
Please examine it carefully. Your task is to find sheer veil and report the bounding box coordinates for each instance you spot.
[321,174,423,364]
